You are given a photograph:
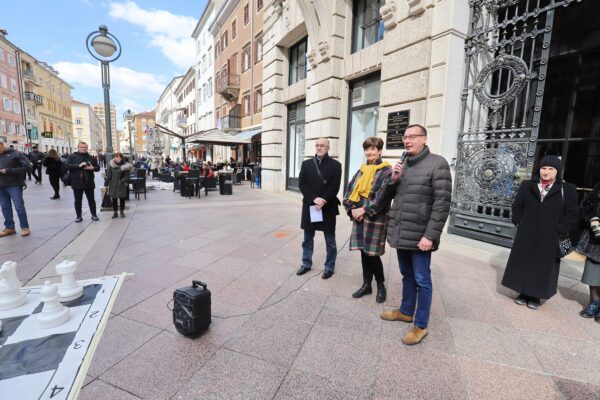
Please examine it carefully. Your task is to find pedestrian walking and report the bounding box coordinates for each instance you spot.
[105,153,132,219]
[501,155,579,309]
[297,138,342,279]
[343,137,392,303]
[576,180,600,322]
[0,138,31,237]
[67,142,100,222]
[381,124,452,345]
[29,146,44,184]
[43,149,62,199]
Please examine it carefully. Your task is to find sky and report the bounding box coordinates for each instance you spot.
[2,0,207,129]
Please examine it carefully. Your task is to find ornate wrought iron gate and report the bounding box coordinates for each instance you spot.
[448,0,582,246]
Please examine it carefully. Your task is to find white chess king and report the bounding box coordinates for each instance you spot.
[55,260,83,302]
[37,281,70,329]
[0,261,27,310]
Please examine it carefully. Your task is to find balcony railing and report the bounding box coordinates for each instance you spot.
[217,73,240,100]
[176,116,188,128]
[22,70,35,82]
[24,91,43,105]
[220,104,241,130]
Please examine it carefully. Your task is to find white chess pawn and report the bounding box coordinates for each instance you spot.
[55,260,83,302]
[37,281,70,329]
[0,261,27,311]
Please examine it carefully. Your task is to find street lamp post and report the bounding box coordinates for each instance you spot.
[123,109,135,160]
[86,25,121,164]
[25,122,32,154]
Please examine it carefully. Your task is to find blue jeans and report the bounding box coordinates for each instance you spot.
[397,249,432,329]
[0,185,29,229]
[302,230,337,272]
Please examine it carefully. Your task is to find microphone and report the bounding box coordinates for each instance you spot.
[400,151,409,165]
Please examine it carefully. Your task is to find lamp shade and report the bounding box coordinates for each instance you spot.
[91,35,117,58]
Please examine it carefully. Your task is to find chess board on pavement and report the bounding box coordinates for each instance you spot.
[0,274,124,400]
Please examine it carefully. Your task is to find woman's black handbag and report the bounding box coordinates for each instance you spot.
[101,191,112,209]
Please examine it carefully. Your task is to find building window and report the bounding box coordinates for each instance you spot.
[222,31,228,49]
[215,43,220,58]
[10,78,17,92]
[0,120,5,132]
[242,94,251,116]
[13,101,20,115]
[244,4,250,25]
[352,0,384,53]
[255,34,263,63]
[7,55,16,67]
[3,97,12,112]
[232,20,237,39]
[207,78,213,98]
[0,74,6,89]
[254,88,262,112]
[242,45,251,72]
[76,128,83,137]
[0,48,4,61]
[76,118,82,125]
[287,101,306,191]
[289,37,307,85]
[257,0,263,11]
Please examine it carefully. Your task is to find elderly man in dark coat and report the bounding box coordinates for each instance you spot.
[381,124,452,346]
[502,155,578,309]
[297,138,342,279]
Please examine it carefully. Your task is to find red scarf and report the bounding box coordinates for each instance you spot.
[541,178,554,191]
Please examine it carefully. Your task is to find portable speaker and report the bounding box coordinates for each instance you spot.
[173,280,211,338]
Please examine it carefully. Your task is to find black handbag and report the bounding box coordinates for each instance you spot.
[558,187,573,258]
[101,191,112,208]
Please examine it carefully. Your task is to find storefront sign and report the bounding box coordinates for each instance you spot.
[386,110,410,149]
[41,131,53,138]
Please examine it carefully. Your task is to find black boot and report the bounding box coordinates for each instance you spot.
[352,283,372,298]
[112,211,118,219]
[120,210,125,218]
[376,282,386,303]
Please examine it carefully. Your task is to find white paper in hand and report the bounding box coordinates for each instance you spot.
[309,206,323,223]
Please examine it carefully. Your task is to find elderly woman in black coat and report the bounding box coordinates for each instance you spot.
[501,155,579,309]
[105,152,133,219]
[576,181,600,321]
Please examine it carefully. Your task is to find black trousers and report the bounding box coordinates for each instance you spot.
[360,251,385,284]
[73,187,96,217]
[112,198,125,211]
[49,174,60,196]
[32,165,42,183]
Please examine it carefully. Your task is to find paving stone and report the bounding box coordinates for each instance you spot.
[78,378,142,400]
[274,368,372,400]
[553,377,600,400]
[101,331,217,399]
[448,317,544,371]
[459,357,561,400]
[316,295,382,337]
[173,349,286,400]
[87,315,160,378]
[292,324,380,388]
[374,344,469,400]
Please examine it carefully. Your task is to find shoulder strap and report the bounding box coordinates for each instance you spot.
[312,156,327,184]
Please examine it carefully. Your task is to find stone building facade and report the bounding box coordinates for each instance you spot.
[260,0,600,246]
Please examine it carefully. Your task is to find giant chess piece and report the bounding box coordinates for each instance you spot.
[0,261,27,310]
[37,281,70,329]
[55,260,83,302]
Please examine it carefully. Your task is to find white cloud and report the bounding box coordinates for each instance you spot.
[53,61,165,100]
[109,1,196,69]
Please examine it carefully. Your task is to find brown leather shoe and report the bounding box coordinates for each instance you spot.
[380,309,413,322]
[0,228,16,237]
[21,228,30,237]
[403,326,428,345]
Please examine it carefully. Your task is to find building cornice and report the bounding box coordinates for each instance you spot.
[173,68,196,95]
[209,0,241,36]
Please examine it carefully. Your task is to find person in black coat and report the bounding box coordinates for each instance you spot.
[42,149,62,199]
[575,180,600,321]
[501,155,579,309]
[66,142,100,222]
[297,138,342,279]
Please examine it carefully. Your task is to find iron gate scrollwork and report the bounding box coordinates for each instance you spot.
[449,0,581,246]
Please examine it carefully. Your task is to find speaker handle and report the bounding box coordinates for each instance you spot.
[192,280,208,290]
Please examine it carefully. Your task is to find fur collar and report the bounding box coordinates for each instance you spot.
[110,159,133,171]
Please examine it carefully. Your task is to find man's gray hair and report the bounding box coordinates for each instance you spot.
[316,138,330,146]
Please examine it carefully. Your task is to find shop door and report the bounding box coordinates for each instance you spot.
[449,0,592,247]
[286,101,306,192]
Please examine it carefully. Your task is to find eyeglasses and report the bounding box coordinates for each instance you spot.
[402,134,425,142]
[315,145,328,148]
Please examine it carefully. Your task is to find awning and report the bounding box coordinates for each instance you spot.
[235,127,261,140]
[189,129,252,145]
